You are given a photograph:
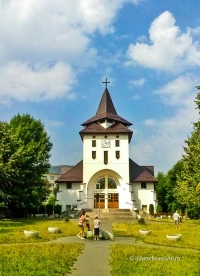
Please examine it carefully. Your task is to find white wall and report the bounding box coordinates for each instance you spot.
[132,182,157,212]
[83,134,130,187]
[57,183,82,211]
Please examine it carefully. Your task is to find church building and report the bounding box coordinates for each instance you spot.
[56,81,157,213]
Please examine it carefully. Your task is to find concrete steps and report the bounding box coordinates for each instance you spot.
[85,209,134,219]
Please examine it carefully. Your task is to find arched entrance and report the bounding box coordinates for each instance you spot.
[94,176,119,209]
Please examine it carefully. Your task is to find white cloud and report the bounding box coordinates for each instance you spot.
[154,74,199,106]
[127,11,200,72]
[0,0,142,104]
[130,77,146,86]
[0,61,76,103]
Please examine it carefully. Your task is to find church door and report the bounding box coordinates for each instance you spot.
[94,193,105,209]
[93,176,118,209]
[108,193,119,208]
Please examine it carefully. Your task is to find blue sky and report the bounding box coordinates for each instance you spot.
[1,0,200,174]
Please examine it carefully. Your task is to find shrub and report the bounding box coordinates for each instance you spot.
[38,205,45,214]
[149,204,154,215]
[45,204,53,216]
[137,218,146,225]
[54,204,62,215]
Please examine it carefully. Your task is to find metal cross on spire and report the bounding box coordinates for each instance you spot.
[102,78,110,89]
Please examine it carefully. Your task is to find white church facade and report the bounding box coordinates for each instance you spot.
[56,82,157,213]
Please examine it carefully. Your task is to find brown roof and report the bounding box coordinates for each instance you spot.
[56,159,157,183]
[79,122,133,142]
[55,161,83,183]
[81,89,132,127]
[129,159,157,182]
[60,166,73,175]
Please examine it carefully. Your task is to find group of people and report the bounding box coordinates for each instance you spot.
[77,211,101,240]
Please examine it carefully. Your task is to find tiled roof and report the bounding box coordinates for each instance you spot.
[81,89,132,127]
[129,159,157,182]
[55,161,83,183]
[55,159,157,183]
[79,122,133,141]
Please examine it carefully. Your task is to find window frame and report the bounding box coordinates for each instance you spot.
[92,151,96,159]
[66,183,72,189]
[141,182,147,189]
[104,151,108,165]
[92,140,96,147]
[115,140,120,147]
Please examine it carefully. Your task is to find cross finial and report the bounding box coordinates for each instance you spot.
[102,78,110,89]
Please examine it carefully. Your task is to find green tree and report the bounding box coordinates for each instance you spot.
[156,160,183,213]
[175,88,200,217]
[155,172,168,212]
[0,114,53,217]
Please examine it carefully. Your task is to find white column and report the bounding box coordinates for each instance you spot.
[105,175,108,209]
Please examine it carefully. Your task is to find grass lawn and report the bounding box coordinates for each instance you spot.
[0,218,199,275]
[110,220,200,276]
[0,243,83,276]
[0,219,78,243]
[0,219,83,275]
[112,220,200,249]
[109,245,200,276]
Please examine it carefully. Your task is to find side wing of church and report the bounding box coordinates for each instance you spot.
[56,85,157,213]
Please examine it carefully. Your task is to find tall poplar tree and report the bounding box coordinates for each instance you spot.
[175,88,200,218]
[0,114,53,217]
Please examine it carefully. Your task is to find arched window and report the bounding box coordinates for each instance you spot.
[96,177,117,189]
[96,178,105,189]
[108,178,117,189]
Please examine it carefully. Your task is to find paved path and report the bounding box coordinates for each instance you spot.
[49,219,138,276]
[48,219,199,276]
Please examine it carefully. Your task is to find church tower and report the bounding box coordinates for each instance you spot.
[79,84,133,210]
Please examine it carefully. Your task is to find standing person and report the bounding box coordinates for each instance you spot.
[172,210,181,229]
[93,215,101,240]
[85,214,91,231]
[77,211,86,239]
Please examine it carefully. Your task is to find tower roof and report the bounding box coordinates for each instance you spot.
[81,88,132,127]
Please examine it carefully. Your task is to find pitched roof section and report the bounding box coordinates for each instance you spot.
[129,159,157,183]
[55,159,157,184]
[79,122,133,142]
[55,161,83,183]
[81,89,132,127]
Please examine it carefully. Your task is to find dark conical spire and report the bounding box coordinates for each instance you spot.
[96,88,117,116]
[81,87,132,127]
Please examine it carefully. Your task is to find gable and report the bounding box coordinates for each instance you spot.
[55,161,83,183]
[129,159,157,183]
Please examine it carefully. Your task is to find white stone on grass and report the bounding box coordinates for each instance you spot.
[101,230,114,240]
[24,230,39,238]
[139,230,152,235]
[48,227,61,233]
[166,234,182,241]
